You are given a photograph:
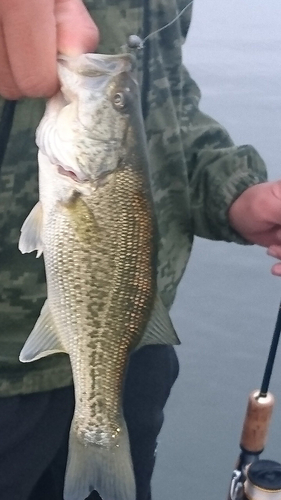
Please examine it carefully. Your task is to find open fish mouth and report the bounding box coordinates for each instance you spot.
[57,164,87,182]
[35,52,137,185]
[55,53,134,114]
[36,54,130,182]
[58,53,134,78]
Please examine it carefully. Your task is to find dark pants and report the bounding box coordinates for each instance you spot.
[0,346,179,500]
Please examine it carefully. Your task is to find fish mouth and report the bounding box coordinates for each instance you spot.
[57,53,135,110]
[57,164,88,183]
[58,53,134,78]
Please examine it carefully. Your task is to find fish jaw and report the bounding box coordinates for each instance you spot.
[36,53,140,186]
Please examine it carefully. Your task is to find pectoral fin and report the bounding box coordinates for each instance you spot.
[19,300,66,362]
[18,201,43,258]
[136,294,181,350]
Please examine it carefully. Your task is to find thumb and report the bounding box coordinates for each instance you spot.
[271,179,281,200]
[55,0,99,56]
[266,180,281,224]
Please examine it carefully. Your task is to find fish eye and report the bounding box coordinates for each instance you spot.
[113,92,126,109]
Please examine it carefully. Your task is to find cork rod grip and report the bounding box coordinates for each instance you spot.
[240,390,275,453]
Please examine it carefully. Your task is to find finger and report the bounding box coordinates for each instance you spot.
[271,262,281,277]
[0,24,21,99]
[245,227,281,248]
[267,246,281,260]
[275,228,281,242]
[266,181,281,226]
[55,0,99,56]
[2,0,58,98]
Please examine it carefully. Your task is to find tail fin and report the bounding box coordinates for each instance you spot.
[64,422,136,500]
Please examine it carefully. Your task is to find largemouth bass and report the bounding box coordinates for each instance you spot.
[19,53,179,500]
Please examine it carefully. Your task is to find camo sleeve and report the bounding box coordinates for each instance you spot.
[178,9,268,243]
[141,0,268,246]
[180,70,268,242]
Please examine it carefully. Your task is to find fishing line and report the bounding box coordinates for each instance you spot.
[126,0,194,50]
[142,0,194,45]
[141,0,151,120]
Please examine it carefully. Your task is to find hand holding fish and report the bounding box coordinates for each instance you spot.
[0,0,99,99]
[229,180,281,275]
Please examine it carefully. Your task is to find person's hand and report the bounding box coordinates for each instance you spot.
[229,180,281,276]
[0,0,99,99]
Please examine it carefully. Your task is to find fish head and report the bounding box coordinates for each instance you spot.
[36,53,143,188]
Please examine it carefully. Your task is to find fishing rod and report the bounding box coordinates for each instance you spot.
[228,302,281,500]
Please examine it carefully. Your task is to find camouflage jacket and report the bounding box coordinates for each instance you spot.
[0,0,267,396]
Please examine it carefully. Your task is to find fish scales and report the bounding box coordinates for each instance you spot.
[19,53,179,500]
[44,167,156,445]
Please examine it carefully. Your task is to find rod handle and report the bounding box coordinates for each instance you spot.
[240,390,275,453]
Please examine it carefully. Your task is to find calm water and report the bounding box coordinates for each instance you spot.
[152,1,281,499]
